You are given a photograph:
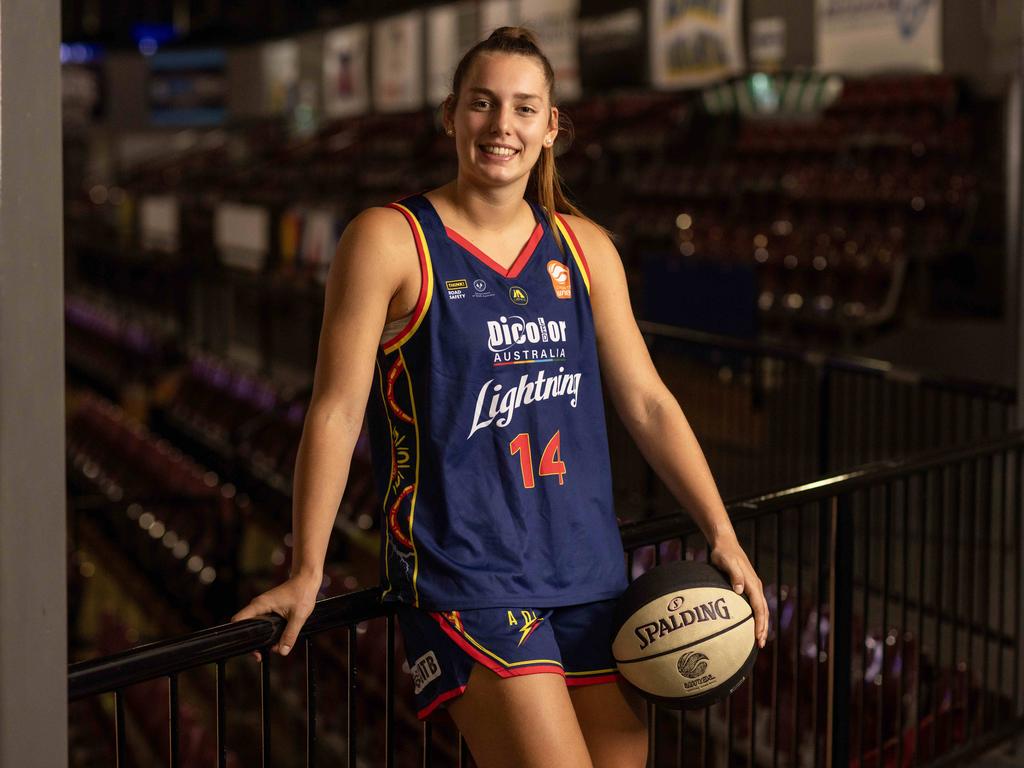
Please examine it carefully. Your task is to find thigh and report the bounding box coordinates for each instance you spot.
[449,665,593,768]
[569,679,648,768]
[549,599,648,768]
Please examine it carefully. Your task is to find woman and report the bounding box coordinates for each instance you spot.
[232,27,768,768]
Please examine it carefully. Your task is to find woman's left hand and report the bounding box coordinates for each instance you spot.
[710,535,769,649]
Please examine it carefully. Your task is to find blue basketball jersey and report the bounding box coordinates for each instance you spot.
[366,192,627,609]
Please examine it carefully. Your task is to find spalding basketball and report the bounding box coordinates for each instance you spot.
[612,560,757,709]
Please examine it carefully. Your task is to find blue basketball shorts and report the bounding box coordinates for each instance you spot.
[396,598,622,720]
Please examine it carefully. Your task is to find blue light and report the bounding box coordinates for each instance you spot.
[139,37,159,56]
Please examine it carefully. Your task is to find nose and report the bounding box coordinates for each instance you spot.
[489,103,514,136]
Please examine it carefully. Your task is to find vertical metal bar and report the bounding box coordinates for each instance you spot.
[305,638,318,768]
[997,450,1008,729]
[748,516,760,768]
[878,482,892,766]
[965,458,977,746]
[793,505,803,768]
[168,674,180,768]
[771,513,781,768]
[386,616,395,768]
[347,627,356,767]
[114,689,126,768]
[897,477,910,768]
[814,498,826,768]
[981,453,993,733]
[950,457,963,753]
[859,491,870,768]
[829,495,853,768]
[217,659,227,768]
[458,735,470,767]
[261,649,271,768]
[913,470,928,768]
[423,721,433,768]
[1015,448,1022,718]
[931,466,945,759]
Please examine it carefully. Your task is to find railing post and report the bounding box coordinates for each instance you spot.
[827,494,853,768]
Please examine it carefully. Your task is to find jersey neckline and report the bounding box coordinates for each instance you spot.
[418,194,545,280]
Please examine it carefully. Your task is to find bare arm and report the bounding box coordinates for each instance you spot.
[569,215,768,648]
[232,205,415,655]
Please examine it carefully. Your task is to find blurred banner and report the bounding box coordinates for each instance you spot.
[323,24,370,118]
[426,3,479,104]
[477,0,582,101]
[373,11,425,113]
[649,0,744,89]
[148,49,227,127]
[261,39,299,115]
[816,0,942,74]
[579,7,645,92]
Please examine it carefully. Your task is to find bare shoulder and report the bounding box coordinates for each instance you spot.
[338,205,415,259]
[330,205,420,291]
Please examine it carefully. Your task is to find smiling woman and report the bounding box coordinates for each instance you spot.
[232,25,768,768]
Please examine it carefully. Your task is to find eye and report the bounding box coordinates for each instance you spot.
[471,99,490,109]
[518,106,537,114]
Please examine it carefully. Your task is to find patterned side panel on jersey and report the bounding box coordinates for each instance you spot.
[376,348,420,603]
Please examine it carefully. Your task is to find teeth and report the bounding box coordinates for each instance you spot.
[481,146,518,157]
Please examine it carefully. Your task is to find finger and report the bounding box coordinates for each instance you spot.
[277,606,312,656]
[231,601,268,623]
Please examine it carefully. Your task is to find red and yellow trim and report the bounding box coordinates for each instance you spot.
[445,220,543,279]
[382,203,434,353]
[553,213,591,294]
[418,684,467,720]
[431,613,563,677]
[565,670,620,687]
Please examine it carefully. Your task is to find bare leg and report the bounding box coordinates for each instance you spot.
[569,679,648,768]
[447,665,594,768]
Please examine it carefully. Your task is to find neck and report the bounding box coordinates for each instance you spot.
[437,175,532,234]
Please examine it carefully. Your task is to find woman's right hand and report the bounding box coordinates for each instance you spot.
[231,572,323,661]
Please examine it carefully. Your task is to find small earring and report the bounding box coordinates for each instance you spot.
[446,127,454,137]
[544,138,553,146]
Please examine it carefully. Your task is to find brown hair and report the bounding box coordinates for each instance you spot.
[445,26,614,254]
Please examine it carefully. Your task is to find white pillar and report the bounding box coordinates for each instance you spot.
[0,0,68,764]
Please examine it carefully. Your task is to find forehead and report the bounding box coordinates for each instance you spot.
[462,53,549,99]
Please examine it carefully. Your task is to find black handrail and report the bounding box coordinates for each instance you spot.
[638,320,1016,403]
[70,428,1024,700]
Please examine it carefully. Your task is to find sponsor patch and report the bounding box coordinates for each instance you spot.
[411,651,441,694]
[546,260,572,299]
[446,278,467,300]
[508,285,529,306]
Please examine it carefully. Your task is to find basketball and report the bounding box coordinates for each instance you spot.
[612,560,757,709]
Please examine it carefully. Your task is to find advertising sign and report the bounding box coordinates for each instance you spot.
[816,0,942,73]
[649,0,745,89]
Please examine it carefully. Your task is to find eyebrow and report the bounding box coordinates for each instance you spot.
[467,87,542,101]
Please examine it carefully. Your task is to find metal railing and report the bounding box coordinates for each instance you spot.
[609,322,1017,517]
[69,431,1024,768]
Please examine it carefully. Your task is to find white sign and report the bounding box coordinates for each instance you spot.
[649,0,745,89]
[140,195,179,253]
[373,12,424,113]
[262,40,299,115]
[816,0,942,74]
[323,24,370,118]
[427,3,479,104]
[215,202,270,272]
[520,0,580,102]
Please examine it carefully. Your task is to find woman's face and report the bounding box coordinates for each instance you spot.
[447,53,558,188]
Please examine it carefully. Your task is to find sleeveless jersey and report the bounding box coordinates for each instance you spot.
[366,192,627,610]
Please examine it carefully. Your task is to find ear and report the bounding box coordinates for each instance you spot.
[442,94,456,131]
[546,105,559,145]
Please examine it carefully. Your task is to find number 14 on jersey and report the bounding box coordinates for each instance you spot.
[509,430,566,488]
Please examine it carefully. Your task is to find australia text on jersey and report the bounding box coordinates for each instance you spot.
[487,315,567,366]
